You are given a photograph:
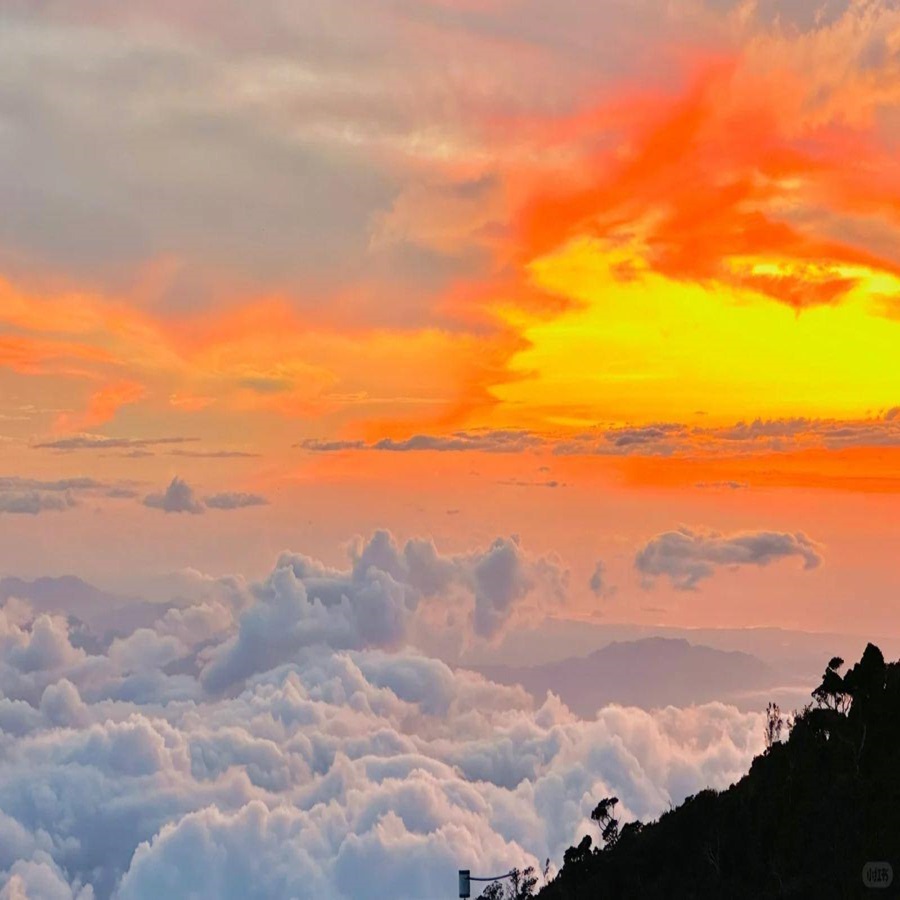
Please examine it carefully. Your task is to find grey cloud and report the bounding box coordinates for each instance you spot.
[719,418,813,441]
[12,618,81,673]
[296,439,367,452]
[143,477,204,515]
[0,0,694,320]
[203,492,269,510]
[720,0,852,32]
[301,415,900,460]
[200,530,564,691]
[237,377,293,394]
[0,491,73,515]
[0,477,103,492]
[589,561,608,598]
[34,435,197,451]
[143,484,270,513]
[635,527,823,590]
[105,487,140,499]
[170,450,261,459]
[709,417,900,451]
[0,856,89,900]
[468,536,548,640]
[0,477,142,513]
[605,424,687,448]
[0,10,397,309]
[300,431,544,454]
[374,431,542,452]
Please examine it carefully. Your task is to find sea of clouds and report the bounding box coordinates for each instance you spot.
[0,531,763,898]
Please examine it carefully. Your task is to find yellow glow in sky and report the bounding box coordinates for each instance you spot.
[492,238,900,427]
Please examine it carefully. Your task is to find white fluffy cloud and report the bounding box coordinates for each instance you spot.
[0,532,764,899]
[201,531,566,692]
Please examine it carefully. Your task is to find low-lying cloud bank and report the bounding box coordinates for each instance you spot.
[0,532,763,899]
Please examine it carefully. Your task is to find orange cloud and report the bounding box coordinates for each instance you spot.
[512,54,900,310]
[55,380,147,432]
[0,334,115,377]
[5,1,900,452]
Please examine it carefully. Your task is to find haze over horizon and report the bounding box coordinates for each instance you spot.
[1,0,899,896]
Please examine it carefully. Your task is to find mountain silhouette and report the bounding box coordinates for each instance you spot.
[535,643,900,899]
[474,637,778,713]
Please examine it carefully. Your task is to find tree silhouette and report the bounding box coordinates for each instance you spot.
[812,654,850,713]
[590,796,620,849]
[477,866,539,900]
[538,643,900,899]
[764,701,784,749]
[563,834,592,868]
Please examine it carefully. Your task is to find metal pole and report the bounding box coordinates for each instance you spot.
[458,870,515,899]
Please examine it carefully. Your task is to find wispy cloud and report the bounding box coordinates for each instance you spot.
[204,492,269,510]
[298,413,900,460]
[34,435,198,451]
[0,492,73,515]
[170,450,261,459]
[0,477,137,514]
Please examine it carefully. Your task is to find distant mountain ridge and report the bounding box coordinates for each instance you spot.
[473,637,779,713]
[0,574,164,636]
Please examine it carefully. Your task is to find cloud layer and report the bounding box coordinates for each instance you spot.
[0,532,764,898]
[301,412,900,459]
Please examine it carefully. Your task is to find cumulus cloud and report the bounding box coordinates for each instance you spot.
[635,526,823,590]
[143,478,204,515]
[0,570,764,900]
[143,480,270,514]
[203,493,269,510]
[200,531,565,692]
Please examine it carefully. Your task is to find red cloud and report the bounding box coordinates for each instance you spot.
[512,59,900,309]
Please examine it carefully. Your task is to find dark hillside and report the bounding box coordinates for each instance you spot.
[534,643,900,899]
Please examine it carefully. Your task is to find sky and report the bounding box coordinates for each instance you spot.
[1,0,899,636]
[1,1,900,896]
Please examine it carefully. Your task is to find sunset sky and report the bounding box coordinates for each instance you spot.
[4,3,900,898]
[3,0,900,632]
